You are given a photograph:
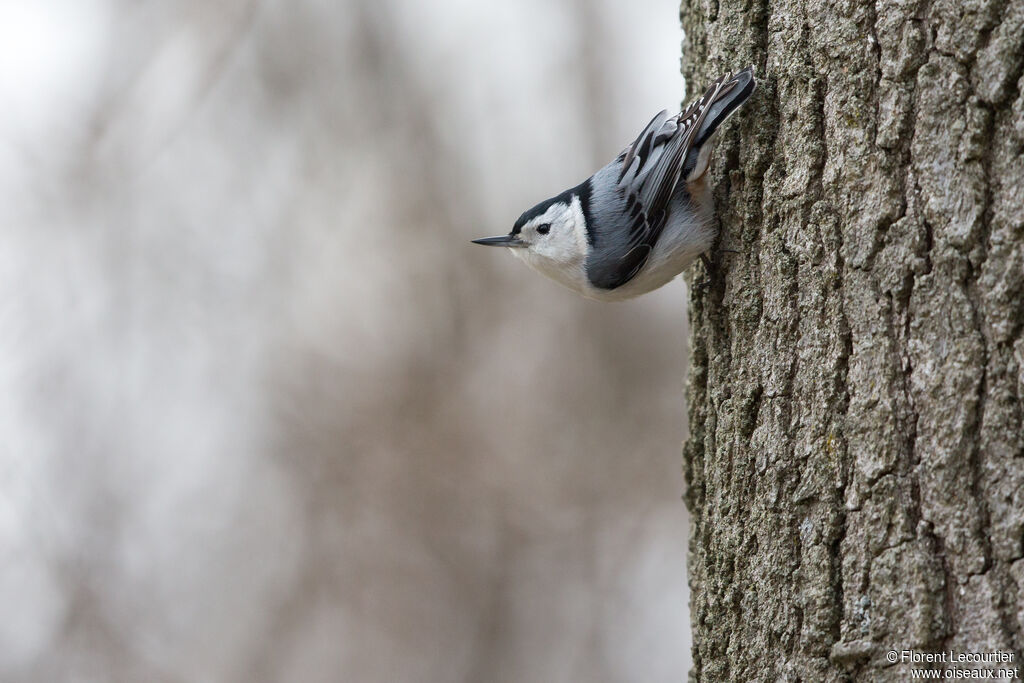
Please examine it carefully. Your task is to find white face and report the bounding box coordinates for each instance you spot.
[512,196,589,276]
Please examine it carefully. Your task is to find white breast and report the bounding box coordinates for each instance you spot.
[581,182,717,301]
[510,183,717,301]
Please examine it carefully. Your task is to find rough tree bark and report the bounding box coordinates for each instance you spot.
[680,0,1024,679]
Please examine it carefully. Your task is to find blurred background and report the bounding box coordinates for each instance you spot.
[0,1,694,680]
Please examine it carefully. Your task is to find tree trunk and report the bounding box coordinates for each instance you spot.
[680,0,1024,679]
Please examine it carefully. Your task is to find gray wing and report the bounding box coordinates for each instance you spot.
[586,71,740,290]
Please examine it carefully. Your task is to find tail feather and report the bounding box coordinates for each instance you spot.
[684,66,757,181]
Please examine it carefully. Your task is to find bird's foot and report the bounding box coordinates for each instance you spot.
[695,253,714,290]
[694,248,740,290]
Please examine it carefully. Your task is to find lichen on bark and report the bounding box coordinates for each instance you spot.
[680,0,1024,679]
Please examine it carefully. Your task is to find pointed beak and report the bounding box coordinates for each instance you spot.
[471,234,526,248]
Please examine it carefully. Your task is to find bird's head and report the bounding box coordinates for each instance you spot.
[472,190,589,281]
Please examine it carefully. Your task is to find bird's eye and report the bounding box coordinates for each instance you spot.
[536,223,551,235]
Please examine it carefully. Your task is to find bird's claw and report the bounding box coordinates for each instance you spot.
[694,253,714,290]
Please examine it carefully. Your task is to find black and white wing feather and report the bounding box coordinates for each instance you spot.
[586,68,754,290]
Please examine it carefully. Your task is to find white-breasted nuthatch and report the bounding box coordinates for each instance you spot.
[473,67,756,301]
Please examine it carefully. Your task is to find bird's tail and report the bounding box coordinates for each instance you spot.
[684,66,757,182]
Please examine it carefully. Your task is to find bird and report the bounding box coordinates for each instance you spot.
[472,67,756,301]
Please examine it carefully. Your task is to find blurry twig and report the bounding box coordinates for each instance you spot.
[89,0,262,174]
